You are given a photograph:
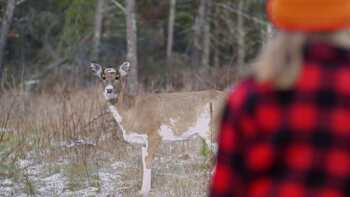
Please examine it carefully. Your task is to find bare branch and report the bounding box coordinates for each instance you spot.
[216,3,268,26]
[110,0,126,15]
[30,58,67,81]
[16,0,28,6]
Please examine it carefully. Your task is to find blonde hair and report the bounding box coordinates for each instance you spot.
[253,29,350,89]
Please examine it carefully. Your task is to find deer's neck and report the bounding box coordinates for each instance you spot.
[107,94,148,145]
[107,91,135,123]
[117,91,136,111]
[107,89,135,123]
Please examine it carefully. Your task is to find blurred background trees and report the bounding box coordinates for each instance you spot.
[0,0,269,92]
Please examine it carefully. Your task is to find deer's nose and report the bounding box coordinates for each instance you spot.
[106,89,113,94]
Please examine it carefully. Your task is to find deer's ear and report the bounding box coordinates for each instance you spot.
[90,63,104,79]
[119,61,130,77]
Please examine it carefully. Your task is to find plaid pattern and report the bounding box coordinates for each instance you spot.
[210,42,350,197]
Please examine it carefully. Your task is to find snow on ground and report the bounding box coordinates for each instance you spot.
[0,136,211,197]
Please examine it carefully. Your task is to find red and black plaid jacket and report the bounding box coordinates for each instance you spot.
[210,41,350,197]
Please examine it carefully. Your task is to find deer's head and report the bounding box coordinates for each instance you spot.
[90,62,130,102]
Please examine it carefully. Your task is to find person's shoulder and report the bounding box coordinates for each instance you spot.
[226,77,262,109]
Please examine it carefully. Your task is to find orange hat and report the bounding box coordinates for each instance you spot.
[267,0,350,32]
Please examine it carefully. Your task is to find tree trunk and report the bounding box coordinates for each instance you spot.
[166,0,176,67]
[212,4,220,67]
[125,0,138,95]
[94,0,105,61]
[192,0,212,68]
[236,0,245,74]
[202,0,212,68]
[192,0,206,67]
[0,0,16,83]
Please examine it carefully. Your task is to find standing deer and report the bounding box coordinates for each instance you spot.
[90,62,225,195]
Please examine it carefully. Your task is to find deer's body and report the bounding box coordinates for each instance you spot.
[90,62,226,195]
[112,90,224,141]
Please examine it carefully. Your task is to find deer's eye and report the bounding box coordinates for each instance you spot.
[115,75,120,80]
[102,75,106,80]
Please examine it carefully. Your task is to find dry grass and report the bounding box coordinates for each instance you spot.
[0,86,129,194]
[0,83,215,196]
[141,65,237,93]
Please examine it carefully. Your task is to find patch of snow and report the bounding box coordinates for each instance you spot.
[61,187,99,197]
[38,173,66,196]
[0,179,15,197]
[62,138,97,148]
[18,158,32,169]
[98,171,122,195]
[0,128,16,133]
[1,179,13,186]
[111,161,127,170]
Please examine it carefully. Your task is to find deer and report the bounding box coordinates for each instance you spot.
[90,62,226,195]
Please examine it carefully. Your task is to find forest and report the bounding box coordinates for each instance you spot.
[0,0,269,196]
[0,0,269,92]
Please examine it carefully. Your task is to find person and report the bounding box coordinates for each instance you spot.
[210,0,350,196]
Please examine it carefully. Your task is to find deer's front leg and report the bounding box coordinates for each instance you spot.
[140,144,151,196]
[139,136,160,196]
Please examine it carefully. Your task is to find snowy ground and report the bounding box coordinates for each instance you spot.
[0,133,212,197]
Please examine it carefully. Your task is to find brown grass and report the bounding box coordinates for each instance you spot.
[0,86,129,192]
[0,67,234,195]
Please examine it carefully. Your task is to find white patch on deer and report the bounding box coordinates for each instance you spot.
[108,104,122,122]
[125,133,148,145]
[171,118,178,125]
[108,104,148,145]
[104,67,117,73]
[104,85,117,100]
[159,103,211,141]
